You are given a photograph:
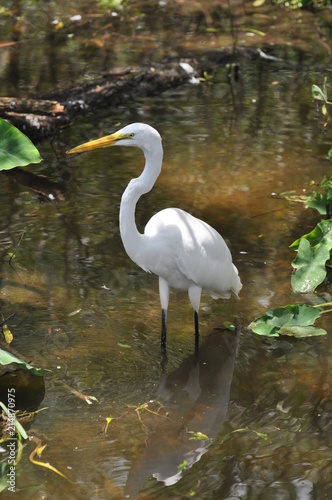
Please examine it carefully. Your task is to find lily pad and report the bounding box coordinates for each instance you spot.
[0,117,42,171]
[249,304,326,338]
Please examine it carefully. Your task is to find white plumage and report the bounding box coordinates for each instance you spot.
[67,123,242,354]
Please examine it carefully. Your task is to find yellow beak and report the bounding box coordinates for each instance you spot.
[66,132,127,155]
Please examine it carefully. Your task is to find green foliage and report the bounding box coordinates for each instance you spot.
[312,77,332,158]
[286,80,332,294]
[290,220,332,293]
[199,71,213,84]
[0,118,42,171]
[177,459,188,472]
[249,304,326,338]
[0,348,44,377]
[187,430,211,442]
[312,76,330,104]
[97,0,124,9]
[305,177,332,216]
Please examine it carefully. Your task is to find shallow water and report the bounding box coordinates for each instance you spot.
[1,2,332,499]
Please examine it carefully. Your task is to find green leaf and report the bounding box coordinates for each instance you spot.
[291,238,330,293]
[278,326,327,337]
[247,28,265,36]
[249,322,279,336]
[249,304,324,338]
[328,147,332,162]
[187,430,211,441]
[117,342,131,349]
[223,321,236,331]
[0,118,42,171]
[306,194,330,215]
[303,176,332,215]
[291,220,332,293]
[0,348,44,376]
[290,219,332,250]
[177,459,188,472]
[312,84,327,102]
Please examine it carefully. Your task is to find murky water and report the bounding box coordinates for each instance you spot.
[1,2,332,499]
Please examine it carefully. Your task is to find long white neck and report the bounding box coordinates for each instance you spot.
[119,143,163,267]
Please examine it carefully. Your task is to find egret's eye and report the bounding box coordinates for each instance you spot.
[129,133,135,138]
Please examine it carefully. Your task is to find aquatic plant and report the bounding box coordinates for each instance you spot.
[0,118,42,171]
[250,78,332,338]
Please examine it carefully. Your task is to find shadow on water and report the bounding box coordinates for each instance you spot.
[124,328,239,498]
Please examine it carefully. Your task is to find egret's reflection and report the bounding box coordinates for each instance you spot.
[124,327,240,498]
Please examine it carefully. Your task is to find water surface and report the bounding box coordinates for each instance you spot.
[0,2,332,499]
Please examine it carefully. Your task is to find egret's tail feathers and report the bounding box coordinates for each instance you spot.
[231,288,241,300]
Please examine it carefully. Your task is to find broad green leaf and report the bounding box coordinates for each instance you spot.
[290,219,332,250]
[291,221,332,293]
[0,117,42,171]
[278,326,327,337]
[291,238,330,293]
[249,304,323,338]
[287,303,321,326]
[0,348,44,376]
[249,322,279,336]
[265,307,294,327]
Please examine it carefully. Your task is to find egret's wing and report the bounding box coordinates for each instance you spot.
[175,211,240,298]
[145,208,241,297]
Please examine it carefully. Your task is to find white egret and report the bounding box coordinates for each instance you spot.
[67,123,242,354]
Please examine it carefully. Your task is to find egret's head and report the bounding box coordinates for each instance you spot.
[66,123,162,155]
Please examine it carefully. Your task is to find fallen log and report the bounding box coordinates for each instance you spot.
[46,61,193,113]
[0,98,65,116]
[0,48,277,142]
[0,61,194,142]
[0,98,70,142]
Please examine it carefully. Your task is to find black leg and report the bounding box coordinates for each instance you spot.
[161,308,167,356]
[194,310,199,354]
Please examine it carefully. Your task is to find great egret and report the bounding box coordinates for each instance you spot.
[67,123,242,354]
